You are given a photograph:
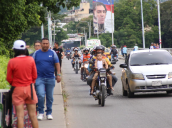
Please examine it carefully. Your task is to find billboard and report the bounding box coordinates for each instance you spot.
[86,39,101,49]
[93,0,114,34]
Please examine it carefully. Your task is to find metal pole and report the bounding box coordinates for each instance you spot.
[48,12,50,44]
[85,33,87,47]
[141,0,145,48]
[54,20,56,45]
[110,0,114,45]
[96,2,99,39]
[40,3,44,39]
[157,0,162,48]
[90,21,91,38]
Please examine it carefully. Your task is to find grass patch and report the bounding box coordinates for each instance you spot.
[0,56,10,89]
[61,73,68,113]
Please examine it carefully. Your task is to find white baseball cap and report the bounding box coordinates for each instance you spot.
[12,40,26,50]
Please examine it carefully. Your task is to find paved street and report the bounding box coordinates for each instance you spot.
[62,57,172,128]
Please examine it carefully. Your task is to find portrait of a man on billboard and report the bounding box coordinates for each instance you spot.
[93,2,107,34]
[93,0,114,34]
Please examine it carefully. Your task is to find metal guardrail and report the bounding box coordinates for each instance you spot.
[117,48,172,55]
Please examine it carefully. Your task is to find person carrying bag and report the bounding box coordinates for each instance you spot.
[6,40,38,128]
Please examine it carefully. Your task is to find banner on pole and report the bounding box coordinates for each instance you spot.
[93,0,114,34]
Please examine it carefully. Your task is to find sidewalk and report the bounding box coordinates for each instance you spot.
[38,82,66,128]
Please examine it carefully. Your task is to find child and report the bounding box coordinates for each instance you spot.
[91,53,114,94]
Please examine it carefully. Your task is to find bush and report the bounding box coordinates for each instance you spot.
[0,56,10,89]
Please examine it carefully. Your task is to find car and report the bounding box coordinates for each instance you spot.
[119,49,172,98]
[104,48,111,60]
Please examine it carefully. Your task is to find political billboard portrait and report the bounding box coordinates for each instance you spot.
[93,0,114,34]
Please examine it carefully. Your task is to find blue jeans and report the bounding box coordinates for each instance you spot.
[35,78,55,115]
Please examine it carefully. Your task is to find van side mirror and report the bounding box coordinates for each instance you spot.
[119,64,127,68]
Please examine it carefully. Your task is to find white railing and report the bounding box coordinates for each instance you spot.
[117,48,172,55]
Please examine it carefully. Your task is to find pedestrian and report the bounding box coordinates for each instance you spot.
[120,45,124,57]
[53,42,64,69]
[30,40,41,56]
[123,45,127,57]
[153,43,157,49]
[156,43,160,49]
[150,42,154,49]
[133,44,138,51]
[33,38,61,120]
[6,40,38,128]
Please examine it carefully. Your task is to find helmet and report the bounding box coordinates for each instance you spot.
[100,45,105,52]
[74,47,78,51]
[96,46,103,50]
[83,47,89,52]
[112,45,116,48]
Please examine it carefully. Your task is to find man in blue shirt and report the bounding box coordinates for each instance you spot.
[33,38,61,120]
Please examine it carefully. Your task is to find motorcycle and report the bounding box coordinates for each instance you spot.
[82,61,89,82]
[73,57,80,74]
[66,52,71,60]
[92,67,112,107]
[111,55,117,64]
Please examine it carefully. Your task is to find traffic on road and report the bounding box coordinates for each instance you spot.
[63,45,172,128]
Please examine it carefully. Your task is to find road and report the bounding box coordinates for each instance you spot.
[62,57,172,128]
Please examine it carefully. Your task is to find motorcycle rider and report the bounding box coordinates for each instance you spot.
[72,47,81,69]
[110,45,118,61]
[80,47,91,80]
[89,45,118,95]
[66,48,71,54]
[90,52,114,94]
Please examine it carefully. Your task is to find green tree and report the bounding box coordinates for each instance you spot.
[160,0,172,48]
[0,0,80,56]
[114,0,158,48]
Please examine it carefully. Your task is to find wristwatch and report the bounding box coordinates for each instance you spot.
[57,74,61,76]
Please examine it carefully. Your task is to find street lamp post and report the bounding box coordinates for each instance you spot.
[52,19,60,46]
[157,0,162,48]
[141,0,145,48]
[81,27,86,46]
[48,11,52,47]
[40,3,44,39]
[110,0,114,45]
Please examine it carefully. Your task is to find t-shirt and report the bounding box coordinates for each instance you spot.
[150,46,154,49]
[33,49,59,78]
[6,56,37,87]
[53,48,63,63]
[134,46,138,51]
[123,47,127,53]
[111,49,117,55]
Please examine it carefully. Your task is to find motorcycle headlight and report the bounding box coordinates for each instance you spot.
[99,72,106,77]
[131,73,144,80]
[168,72,172,79]
[84,64,88,68]
[68,52,70,54]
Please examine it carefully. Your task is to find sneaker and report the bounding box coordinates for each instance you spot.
[37,114,44,120]
[47,115,53,120]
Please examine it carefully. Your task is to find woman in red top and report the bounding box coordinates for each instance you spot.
[6,40,38,128]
